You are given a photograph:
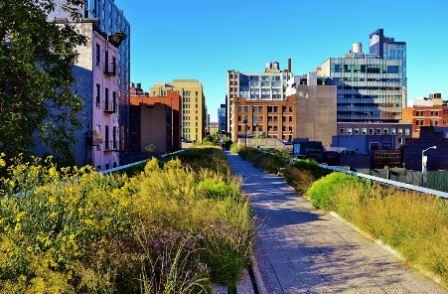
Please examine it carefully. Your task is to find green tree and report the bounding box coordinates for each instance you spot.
[0,0,86,164]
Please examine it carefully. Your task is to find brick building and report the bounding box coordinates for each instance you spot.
[232,96,297,142]
[402,93,448,138]
[130,84,181,154]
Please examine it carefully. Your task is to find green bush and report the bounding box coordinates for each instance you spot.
[238,147,290,174]
[306,172,369,210]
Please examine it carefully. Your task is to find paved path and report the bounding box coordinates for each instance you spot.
[226,152,446,294]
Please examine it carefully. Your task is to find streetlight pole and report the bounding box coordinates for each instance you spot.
[421,145,437,186]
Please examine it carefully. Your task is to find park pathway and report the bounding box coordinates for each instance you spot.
[226,152,446,294]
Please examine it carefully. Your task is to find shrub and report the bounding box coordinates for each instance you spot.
[306,172,369,210]
[0,148,254,292]
[284,168,316,194]
[238,147,290,174]
[288,158,323,179]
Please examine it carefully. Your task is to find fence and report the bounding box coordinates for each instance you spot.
[318,164,448,199]
[355,168,448,192]
[102,149,185,174]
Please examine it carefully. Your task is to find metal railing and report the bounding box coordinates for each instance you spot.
[102,149,185,174]
[317,163,448,199]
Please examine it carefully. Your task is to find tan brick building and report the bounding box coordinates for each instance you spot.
[232,96,297,142]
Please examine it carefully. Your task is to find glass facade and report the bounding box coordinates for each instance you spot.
[323,56,405,122]
[369,29,406,88]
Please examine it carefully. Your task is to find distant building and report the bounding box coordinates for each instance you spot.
[208,122,219,135]
[332,135,396,154]
[403,127,448,171]
[130,85,181,154]
[50,0,131,160]
[318,29,407,122]
[232,73,337,146]
[218,103,227,132]
[402,93,448,138]
[337,122,412,147]
[227,60,293,133]
[150,80,206,143]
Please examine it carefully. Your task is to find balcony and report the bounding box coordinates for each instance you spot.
[104,140,119,152]
[104,98,117,114]
[104,62,116,77]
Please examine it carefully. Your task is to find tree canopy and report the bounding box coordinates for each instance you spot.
[0,0,86,164]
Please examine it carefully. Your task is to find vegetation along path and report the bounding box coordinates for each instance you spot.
[226,151,446,294]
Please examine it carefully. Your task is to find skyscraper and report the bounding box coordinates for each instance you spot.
[218,103,227,132]
[319,31,407,123]
[369,29,407,88]
[49,0,131,160]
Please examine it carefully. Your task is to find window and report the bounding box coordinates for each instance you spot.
[405,129,411,136]
[391,128,396,135]
[244,106,249,113]
[398,129,403,135]
[376,128,381,135]
[96,44,101,65]
[96,84,101,106]
[105,88,109,110]
[238,106,242,113]
[105,50,109,71]
[347,128,353,135]
[398,138,403,144]
[354,128,359,135]
[361,128,367,135]
[383,128,389,135]
[340,128,345,135]
[369,128,374,135]
[105,125,110,149]
[112,91,117,112]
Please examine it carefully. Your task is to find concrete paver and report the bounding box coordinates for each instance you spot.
[226,152,447,294]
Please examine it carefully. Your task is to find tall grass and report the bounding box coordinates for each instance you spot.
[307,173,448,285]
[0,148,254,292]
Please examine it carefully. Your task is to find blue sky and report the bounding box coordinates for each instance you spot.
[116,0,448,121]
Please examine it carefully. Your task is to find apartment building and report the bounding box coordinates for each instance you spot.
[402,93,448,138]
[50,0,131,159]
[318,29,407,122]
[150,80,206,142]
[130,84,181,153]
[34,21,123,170]
[227,60,293,133]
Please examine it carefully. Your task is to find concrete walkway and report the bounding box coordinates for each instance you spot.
[226,152,446,294]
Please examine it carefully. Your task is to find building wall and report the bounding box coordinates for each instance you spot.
[91,30,120,170]
[296,85,338,146]
[402,105,448,138]
[403,127,448,171]
[150,80,205,142]
[332,135,396,154]
[337,122,412,147]
[50,0,131,162]
[226,62,293,133]
[130,90,181,153]
[320,57,405,122]
[232,96,297,142]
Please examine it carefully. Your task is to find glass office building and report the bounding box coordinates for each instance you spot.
[50,0,131,159]
[320,54,405,122]
[369,29,407,89]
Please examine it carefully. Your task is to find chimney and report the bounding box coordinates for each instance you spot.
[288,58,292,73]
